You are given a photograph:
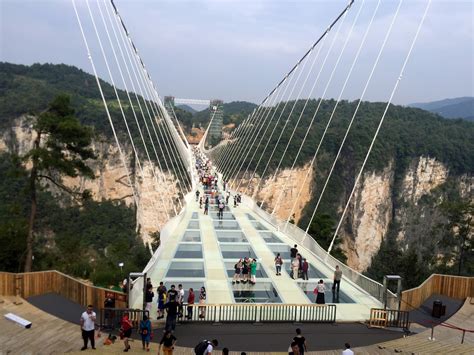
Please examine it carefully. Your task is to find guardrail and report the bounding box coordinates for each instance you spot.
[180,303,336,323]
[244,196,392,304]
[369,308,410,331]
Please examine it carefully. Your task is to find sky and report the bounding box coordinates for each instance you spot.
[0,0,473,106]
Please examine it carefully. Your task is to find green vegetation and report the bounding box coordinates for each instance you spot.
[192,101,257,130]
[0,151,148,285]
[22,95,96,271]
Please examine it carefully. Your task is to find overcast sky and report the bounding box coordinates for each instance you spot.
[1,0,473,105]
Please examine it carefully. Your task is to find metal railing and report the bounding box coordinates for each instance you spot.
[179,303,336,323]
[245,196,393,304]
[100,308,149,331]
[369,308,410,331]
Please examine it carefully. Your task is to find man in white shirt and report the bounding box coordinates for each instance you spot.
[342,342,354,355]
[205,339,219,354]
[80,304,96,351]
[178,284,185,317]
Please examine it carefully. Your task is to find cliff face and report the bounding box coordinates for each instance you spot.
[1,117,178,246]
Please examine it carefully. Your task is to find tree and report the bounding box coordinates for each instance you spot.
[438,199,473,276]
[22,95,96,271]
[306,213,347,263]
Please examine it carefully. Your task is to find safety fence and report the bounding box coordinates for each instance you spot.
[179,303,336,323]
[425,320,474,345]
[369,308,410,332]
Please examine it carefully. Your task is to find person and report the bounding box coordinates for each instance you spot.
[288,341,301,355]
[302,259,309,280]
[233,195,237,208]
[250,258,257,285]
[146,277,153,289]
[122,277,128,293]
[232,259,242,284]
[342,343,354,355]
[199,286,207,318]
[218,200,225,220]
[145,284,154,313]
[333,265,342,294]
[164,298,179,332]
[241,258,249,284]
[315,279,326,304]
[196,339,218,355]
[226,191,230,205]
[80,304,96,351]
[196,189,200,202]
[222,348,229,355]
[291,257,300,280]
[293,328,307,355]
[199,196,203,209]
[157,282,167,319]
[159,330,177,355]
[290,245,298,260]
[187,287,195,319]
[139,314,152,352]
[167,284,178,302]
[275,253,283,275]
[204,198,209,215]
[121,311,133,352]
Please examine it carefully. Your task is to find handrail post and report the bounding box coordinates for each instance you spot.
[429,325,435,341]
[461,329,465,344]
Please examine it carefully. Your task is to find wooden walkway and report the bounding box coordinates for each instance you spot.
[1,296,473,354]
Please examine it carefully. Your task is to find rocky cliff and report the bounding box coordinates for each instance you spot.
[0,117,179,246]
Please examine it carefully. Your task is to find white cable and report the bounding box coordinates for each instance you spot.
[271,0,366,215]
[306,0,403,235]
[254,12,348,207]
[327,0,431,257]
[93,0,173,218]
[71,0,139,212]
[285,0,380,225]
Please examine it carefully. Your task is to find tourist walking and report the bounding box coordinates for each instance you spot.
[302,259,309,280]
[164,299,179,332]
[139,314,152,352]
[199,196,203,208]
[159,330,177,355]
[293,328,307,355]
[80,304,96,351]
[177,284,185,317]
[187,287,195,319]
[288,341,301,355]
[333,265,342,294]
[194,339,219,355]
[120,311,133,352]
[157,282,167,319]
[342,343,354,355]
[199,286,207,318]
[275,253,283,275]
[290,245,298,260]
[196,190,200,202]
[314,279,326,304]
[204,198,209,215]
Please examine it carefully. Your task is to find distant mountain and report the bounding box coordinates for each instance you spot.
[409,97,474,121]
[177,104,198,114]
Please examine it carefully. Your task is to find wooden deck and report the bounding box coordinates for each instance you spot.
[1,296,473,354]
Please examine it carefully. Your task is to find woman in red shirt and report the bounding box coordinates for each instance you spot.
[121,312,133,352]
[187,288,195,320]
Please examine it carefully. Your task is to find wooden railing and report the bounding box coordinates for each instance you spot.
[0,270,126,310]
[400,274,474,311]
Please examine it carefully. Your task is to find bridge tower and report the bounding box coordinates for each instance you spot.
[208,99,224,146]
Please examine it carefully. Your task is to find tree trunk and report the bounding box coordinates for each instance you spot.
[24,132,41,272]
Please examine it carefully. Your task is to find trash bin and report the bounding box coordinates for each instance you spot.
[432,300,443,318]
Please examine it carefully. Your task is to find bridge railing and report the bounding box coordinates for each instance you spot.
[181,303,336,323]
[245,196,391,305]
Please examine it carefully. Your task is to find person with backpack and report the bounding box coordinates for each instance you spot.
[139,315,152,352]
[159,330,177,355]
[292,328,307,355]
[194,339,219,355]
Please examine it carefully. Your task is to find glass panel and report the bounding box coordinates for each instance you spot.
[213,220,240,230]
[297,281,355,304]
[187,220,200,229]
[220,244,256,259]
[210,212,236,220]
[251,221,268,230]
[232,282,281,303]
[246,213,256,221]
[259,231,283,243]
[174,244,203,258]
[268,244,291,259]
[191,212,198,219]
[166,261,205,277]
[216,231,248,243]
[182,230,201,242]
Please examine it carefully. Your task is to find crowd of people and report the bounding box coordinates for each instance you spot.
[232,257,258,285]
